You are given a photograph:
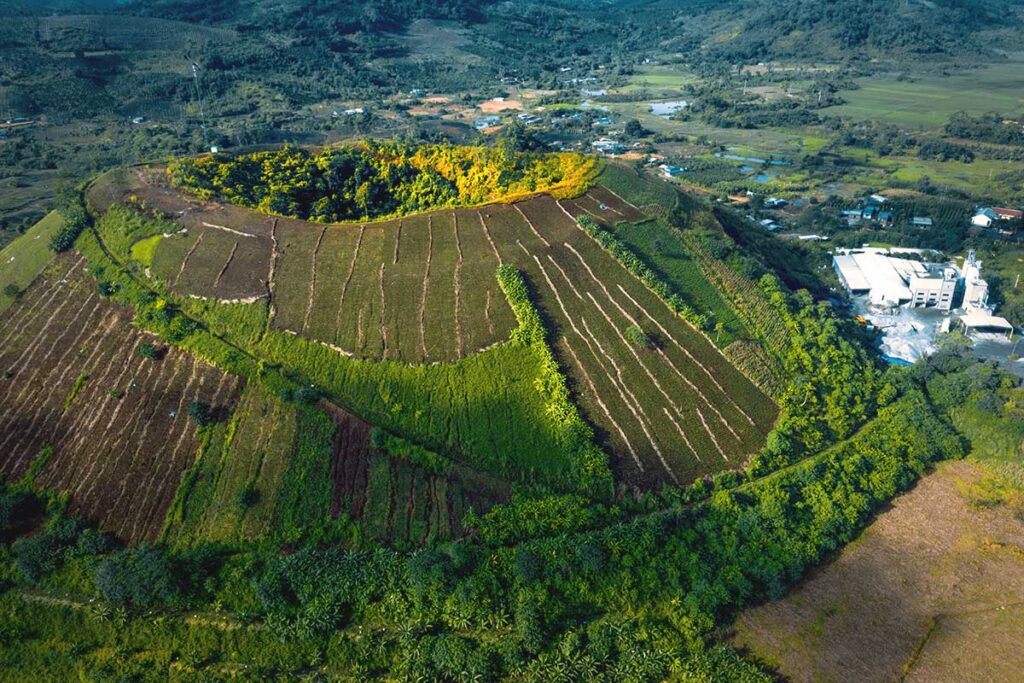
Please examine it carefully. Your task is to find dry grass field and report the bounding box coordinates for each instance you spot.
[732,459,1024,682]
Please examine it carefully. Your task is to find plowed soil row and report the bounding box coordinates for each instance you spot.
[0,254,242,542]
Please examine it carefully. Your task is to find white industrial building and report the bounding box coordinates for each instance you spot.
[959,251,1013,336]
[834,249,1014,351]
[833,251,956,311]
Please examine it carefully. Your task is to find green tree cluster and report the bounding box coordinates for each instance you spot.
[168,142,595,223]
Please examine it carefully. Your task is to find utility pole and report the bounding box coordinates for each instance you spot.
[191,62,210,152]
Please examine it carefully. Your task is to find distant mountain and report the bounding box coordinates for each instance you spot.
[684,0,1024,61]
[4,0,127,14]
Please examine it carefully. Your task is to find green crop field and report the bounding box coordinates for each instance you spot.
[0,210,63,312]
[623,64,701,93]
[824,60,1024,128]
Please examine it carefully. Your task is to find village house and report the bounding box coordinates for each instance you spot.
[659,164,685,178]
[592,138,626,155]
[972,207,1022,228]
[993,207,1023,221]
[474,115,501,130]
[971,208,999,228]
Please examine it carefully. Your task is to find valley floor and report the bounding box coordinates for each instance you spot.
[732,459,1024,682]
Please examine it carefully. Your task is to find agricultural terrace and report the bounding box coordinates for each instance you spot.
[163,383,507,549]
[0,254,241,542]
[104,158,778,488]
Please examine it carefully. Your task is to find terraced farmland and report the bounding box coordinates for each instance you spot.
[163,384,504,548]
[0,254,241,542]
[106,167,778,488]
[484,196,776,486]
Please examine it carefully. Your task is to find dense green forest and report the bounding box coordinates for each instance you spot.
[169,142,595,221]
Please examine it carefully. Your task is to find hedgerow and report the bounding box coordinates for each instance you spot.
[496,264,614,500]
[49,190,90,253]
[576,214,714,333]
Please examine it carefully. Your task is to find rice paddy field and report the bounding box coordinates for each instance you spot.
[99,165,777,490]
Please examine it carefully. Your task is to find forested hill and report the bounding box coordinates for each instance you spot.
[686,0,1024,60]
[120,0,492,29]
[20,0,1023,67]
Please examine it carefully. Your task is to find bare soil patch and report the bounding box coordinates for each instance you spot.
[479,98,524,113]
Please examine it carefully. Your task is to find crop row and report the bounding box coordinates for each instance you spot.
[479,195,777,488]
[0,254,240,542]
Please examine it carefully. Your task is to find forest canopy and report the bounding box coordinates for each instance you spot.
[168,143,597,222]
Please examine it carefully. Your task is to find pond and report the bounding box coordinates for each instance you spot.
[649,100,689,117]
[716,152,788,166]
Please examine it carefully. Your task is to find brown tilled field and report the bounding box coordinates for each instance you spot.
[0,254,241,542]
[732,460,1024,683]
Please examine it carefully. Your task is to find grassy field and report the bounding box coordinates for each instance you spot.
[0,210,62,313]
[732,459,1024,682]
[824,60,1024,128]
[622,64,701,94]
[836,146,1023,199]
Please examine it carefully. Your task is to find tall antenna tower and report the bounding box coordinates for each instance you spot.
[191,62,211,152]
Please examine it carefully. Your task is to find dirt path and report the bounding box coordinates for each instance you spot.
[212,241,239,290]
[335,226,365,345]
[477,211,502,265]
[301,226,328,333]
[453,212,464,359]
[418,217,433,360]
[484,290,495,337]
[393,220,402,264]
[378,263,388,358]
[174,233,204,288]
[266,218,280,327]
[513,202,552,248]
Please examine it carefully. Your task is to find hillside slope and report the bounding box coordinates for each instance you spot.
[88,153,777,491]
